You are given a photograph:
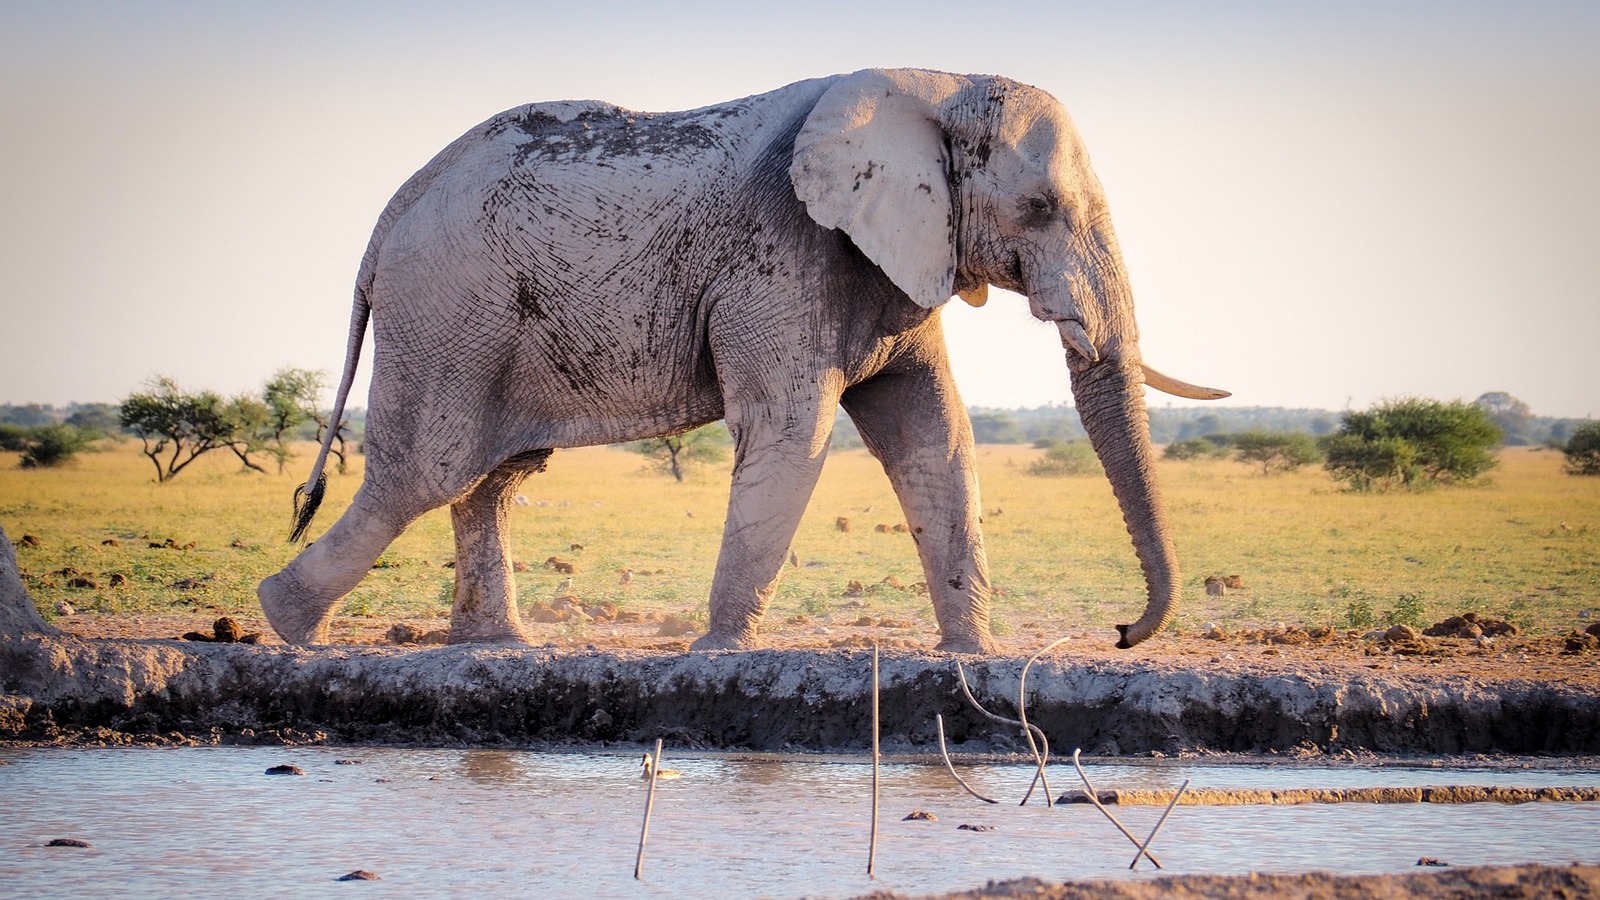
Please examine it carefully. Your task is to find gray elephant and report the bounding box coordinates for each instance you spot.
[259,68,1226,653]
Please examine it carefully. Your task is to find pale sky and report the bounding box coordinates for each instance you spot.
[3,2,1596,419]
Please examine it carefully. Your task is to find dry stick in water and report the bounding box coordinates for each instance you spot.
[634,738,665,880]
[935,714,1000,804]
[1016,637,1072,807]
[954,661,1052,805]
[868,643,880,878]
[1129,779,1189,870]
[1071,748,1163,869]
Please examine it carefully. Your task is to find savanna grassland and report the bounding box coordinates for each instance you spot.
[2,439,1596,650]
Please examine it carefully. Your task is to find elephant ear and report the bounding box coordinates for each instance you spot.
[790,69,966,309]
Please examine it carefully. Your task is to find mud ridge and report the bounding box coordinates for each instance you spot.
[1056,785,1600,806]
[873,864,1600,900]
[3,633,1598,753]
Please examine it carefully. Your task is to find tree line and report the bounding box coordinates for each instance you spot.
[0,369,359,480]
[4,386,1597,485]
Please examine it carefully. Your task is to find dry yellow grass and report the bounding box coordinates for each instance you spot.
[2,440,1595,637]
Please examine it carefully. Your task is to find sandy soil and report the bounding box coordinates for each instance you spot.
[48,608,1600,692]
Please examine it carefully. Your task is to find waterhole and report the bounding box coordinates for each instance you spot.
[2,747,1595,898]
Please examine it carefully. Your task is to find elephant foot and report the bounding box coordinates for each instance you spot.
[934,633,1002,655]
[690,629,764,652]
[258,571,333,645]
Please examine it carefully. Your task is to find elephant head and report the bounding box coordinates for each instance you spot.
[791,69,1227,648]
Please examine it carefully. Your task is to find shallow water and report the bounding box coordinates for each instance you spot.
[2,747,1596,898]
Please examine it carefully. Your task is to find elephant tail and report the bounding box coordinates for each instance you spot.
[289,256,374,544]
[288,121,485,543]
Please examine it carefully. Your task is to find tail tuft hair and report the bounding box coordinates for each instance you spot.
[289,473,328,544]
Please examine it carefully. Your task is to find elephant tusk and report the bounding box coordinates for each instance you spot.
[1140,363,1231,400]
[957,283,989,307]
[1056,319,1099,363]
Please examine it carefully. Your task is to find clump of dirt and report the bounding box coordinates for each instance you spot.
[180,616,261,644]
[1425,612,1518,639]
[384,623,447,645]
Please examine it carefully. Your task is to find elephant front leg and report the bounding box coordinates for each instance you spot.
[447,466,535,644]
[691,417,833,651]
[842,368,999,654]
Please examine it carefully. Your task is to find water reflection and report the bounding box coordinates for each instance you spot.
[458,749,528,785]
[0,747,1594,899]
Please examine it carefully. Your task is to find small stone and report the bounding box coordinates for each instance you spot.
[53,600,76,616]
[956,823,995,832]
[337,870,381,881]
[47,838,92,848]
[903,810,937,821]
[1416,857,1449,867]
[335,759,363,765]
[1586,622,1600,638]
[265,764,306,776]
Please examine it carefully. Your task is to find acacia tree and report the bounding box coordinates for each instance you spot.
[1232,430,1321,475]
[120,377,239,482]
[1322,398,1501,491]
[629,423,731,481]
[260,367,328,473]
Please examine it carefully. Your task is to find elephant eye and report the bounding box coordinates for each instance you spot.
[1028,197,1051,211]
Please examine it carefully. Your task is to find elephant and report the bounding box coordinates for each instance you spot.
[258,68,1227,653]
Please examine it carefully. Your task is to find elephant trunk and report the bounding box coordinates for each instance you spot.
[1067,345,1180,648]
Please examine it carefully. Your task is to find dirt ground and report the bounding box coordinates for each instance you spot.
[49,608,1600,692]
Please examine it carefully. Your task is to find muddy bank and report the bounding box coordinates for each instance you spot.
[3,631,1598,754]
[876,864,1600,899]
[1057,785,1600,806]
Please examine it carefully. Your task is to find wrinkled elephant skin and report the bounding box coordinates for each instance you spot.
[259,69,1225,652]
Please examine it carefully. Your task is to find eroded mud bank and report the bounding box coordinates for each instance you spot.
[3,633,1597,754]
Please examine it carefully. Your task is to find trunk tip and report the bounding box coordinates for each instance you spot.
[1115,623,1133,649]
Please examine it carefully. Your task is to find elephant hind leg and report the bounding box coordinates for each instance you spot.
[259,487,415,645]
[447,458,548,644]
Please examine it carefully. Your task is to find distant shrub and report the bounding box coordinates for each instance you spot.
[1232,430,1322,475]
[0,424,30,452]
[1322,398,1500,491]
[1163,438,1218,461]
[26,424,92,468]
[1027,439,1101,476]
[1563,422,1600,476]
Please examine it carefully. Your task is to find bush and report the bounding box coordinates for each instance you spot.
[0,424,30,452]
[1232,430,1322,475]
[1564,421,1600,476]
[1163,438,1219,461]
[18,424,91,468]
[1322,398,1500,491]
[1027,439,1101,476]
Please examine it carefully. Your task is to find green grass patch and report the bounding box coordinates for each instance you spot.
[2,441,1595,636]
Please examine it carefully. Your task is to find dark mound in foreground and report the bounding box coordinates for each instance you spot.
[4,632,1599,754]
[872,864,1600,899]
